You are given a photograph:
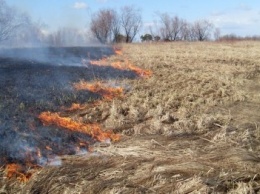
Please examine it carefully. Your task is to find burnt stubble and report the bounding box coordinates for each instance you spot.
[0,46,136,167]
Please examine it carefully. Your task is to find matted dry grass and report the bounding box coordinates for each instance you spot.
[2,41,260,193]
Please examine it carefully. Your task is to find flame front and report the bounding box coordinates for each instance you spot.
[6,164,33,182]
[126,61,152,78]
[114,48,123,55]
[90,48,152,78]
[65,103,86,111]
[89,58,108,66]
[38,111,120,142]
[5,46,152,182]
[73,81,124,100]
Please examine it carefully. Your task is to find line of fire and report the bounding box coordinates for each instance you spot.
[0,46,152,182]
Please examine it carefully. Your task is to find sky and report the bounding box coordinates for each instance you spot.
[6,0,260,37]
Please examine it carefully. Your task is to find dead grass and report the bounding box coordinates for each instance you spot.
[2,41,260,193]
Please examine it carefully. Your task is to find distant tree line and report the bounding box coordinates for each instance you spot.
[90,6,142,43]
[141,13,216,42]
[1,0,260,46]
[217,34,260,42]
[89,9,218,43]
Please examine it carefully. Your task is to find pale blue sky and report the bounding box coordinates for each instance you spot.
[7,0,260,36]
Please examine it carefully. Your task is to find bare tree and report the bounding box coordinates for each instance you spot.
[158,13,172,40]
[180,21,199,41]
[90,9,119,44]
[192,20,214,41]
[120,6,142,43]
[158,13,184,41]
[114,34,126,43]
[179,20,191,41]
[110,10,121,43]
[0,0,30,43]
[147,21,161,40]
[171,16,183,40]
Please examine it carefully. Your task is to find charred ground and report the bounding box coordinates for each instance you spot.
[0,46,136,170]
[1,42,260,193]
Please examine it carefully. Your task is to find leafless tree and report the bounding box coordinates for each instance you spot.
[179,20,191,41]
[158,13,184,41]
[171,16,183,40]
[147,21,160,40]
[114,34,126,43]
[158,13,172,40]
[90,9,118,44]
[110,10,121,42]
[0,0,30,43]
[120,6,142,43]
[192,20,214,41]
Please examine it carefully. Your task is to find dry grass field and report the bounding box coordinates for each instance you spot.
[2,41,260,193]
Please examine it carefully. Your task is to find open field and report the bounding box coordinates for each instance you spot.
[1,41,260,193]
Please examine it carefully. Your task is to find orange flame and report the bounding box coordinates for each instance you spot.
[126,60,153,78]
[65,103,86,111]
[6,164,32,182]
[89,46,152,78]
[6,46,151,182]
[73,81,124,100]
[89,58,108,66]
[112,47,152,77]
[111,61,125,70]
[114,47,123,55]
[90,58,152,78]
[38,111,120,142]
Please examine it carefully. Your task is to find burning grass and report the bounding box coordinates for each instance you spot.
[0,45,152,182]
[6,164,32,182]
[2,42,260,193]
[73,81,124,100]
[63,103,86,111]
[90,49,152,78]
[38,111,120,142]
[0,46,139,183]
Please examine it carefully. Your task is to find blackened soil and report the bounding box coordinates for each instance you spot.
[0,47,136,167]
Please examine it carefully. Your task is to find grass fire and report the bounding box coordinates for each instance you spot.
[1,42,260,193]
[38,112,120,142]
[0,46,141,184]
